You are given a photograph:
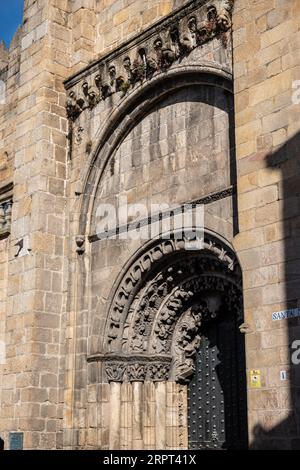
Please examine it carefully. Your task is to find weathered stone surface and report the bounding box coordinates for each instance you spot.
[0,0,299,452]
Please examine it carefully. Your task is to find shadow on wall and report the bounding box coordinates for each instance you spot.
[250,131,300,450]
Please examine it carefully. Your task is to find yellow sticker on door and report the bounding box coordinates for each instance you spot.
[250,369,261,388]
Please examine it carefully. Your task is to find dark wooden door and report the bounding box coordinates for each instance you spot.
[188,311,248,449]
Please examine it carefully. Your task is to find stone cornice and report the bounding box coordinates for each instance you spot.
[64,0,234,121]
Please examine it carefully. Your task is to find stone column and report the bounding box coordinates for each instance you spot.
[177,384,188,449]
[132,382,144,449]
[120,383,133,449]
[143,382,156,449]
[109,382,121,449]
[155,382,166,449]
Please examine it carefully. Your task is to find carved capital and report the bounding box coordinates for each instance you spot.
[88,354,172,383]
[105,363,126,382]
[127,364,147,382]
[148,363,169,382]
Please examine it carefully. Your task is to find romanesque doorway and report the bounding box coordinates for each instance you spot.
[187,293,248,450]
[89,232,248,449]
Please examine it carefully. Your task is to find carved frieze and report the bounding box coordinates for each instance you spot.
[64,0,234,121]
[94,355,171,383]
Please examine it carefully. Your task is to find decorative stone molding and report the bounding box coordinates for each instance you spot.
[90,233,243,384]
[105,362,127,382]
[87,354,171,383]
[178,385,187,448]
[89,186,234,243]
[64,0,234,121]
[106,233,239,351]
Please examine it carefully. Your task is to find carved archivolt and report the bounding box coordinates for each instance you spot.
[90,232,243,384]
[65,0,234,121]
[107,234,237,350]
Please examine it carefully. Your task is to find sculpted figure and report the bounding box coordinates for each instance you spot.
[153,37,176,70]
[172,303,203,382]
[187,16,200,47]
[217,0,233,31]
[82,81,99,108]
[66,90,84,120]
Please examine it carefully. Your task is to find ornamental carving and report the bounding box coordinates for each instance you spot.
[105,362,126,382]
[101,357,171,383]
[170,295,227,383]
[106,234,238,351]
[65,0,234,121]
[171,304,202,383]
[88,232,244,384]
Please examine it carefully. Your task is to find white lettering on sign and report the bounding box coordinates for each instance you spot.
[272,308,300,321]
[280,371,288,381]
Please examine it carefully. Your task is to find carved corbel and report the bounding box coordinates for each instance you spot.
[170,24,193,56]
[108,64,118,93]
[75,235,85,255]
[131,53,147,84]
[153,37,176,71]
[82,81,99,109]
[65,0,234,121]
[66,91,85,121]
[95,72,112,99]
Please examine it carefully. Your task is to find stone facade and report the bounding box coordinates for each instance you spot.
[0,0,299,450]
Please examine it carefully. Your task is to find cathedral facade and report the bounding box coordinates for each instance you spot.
[0,0,300,450]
